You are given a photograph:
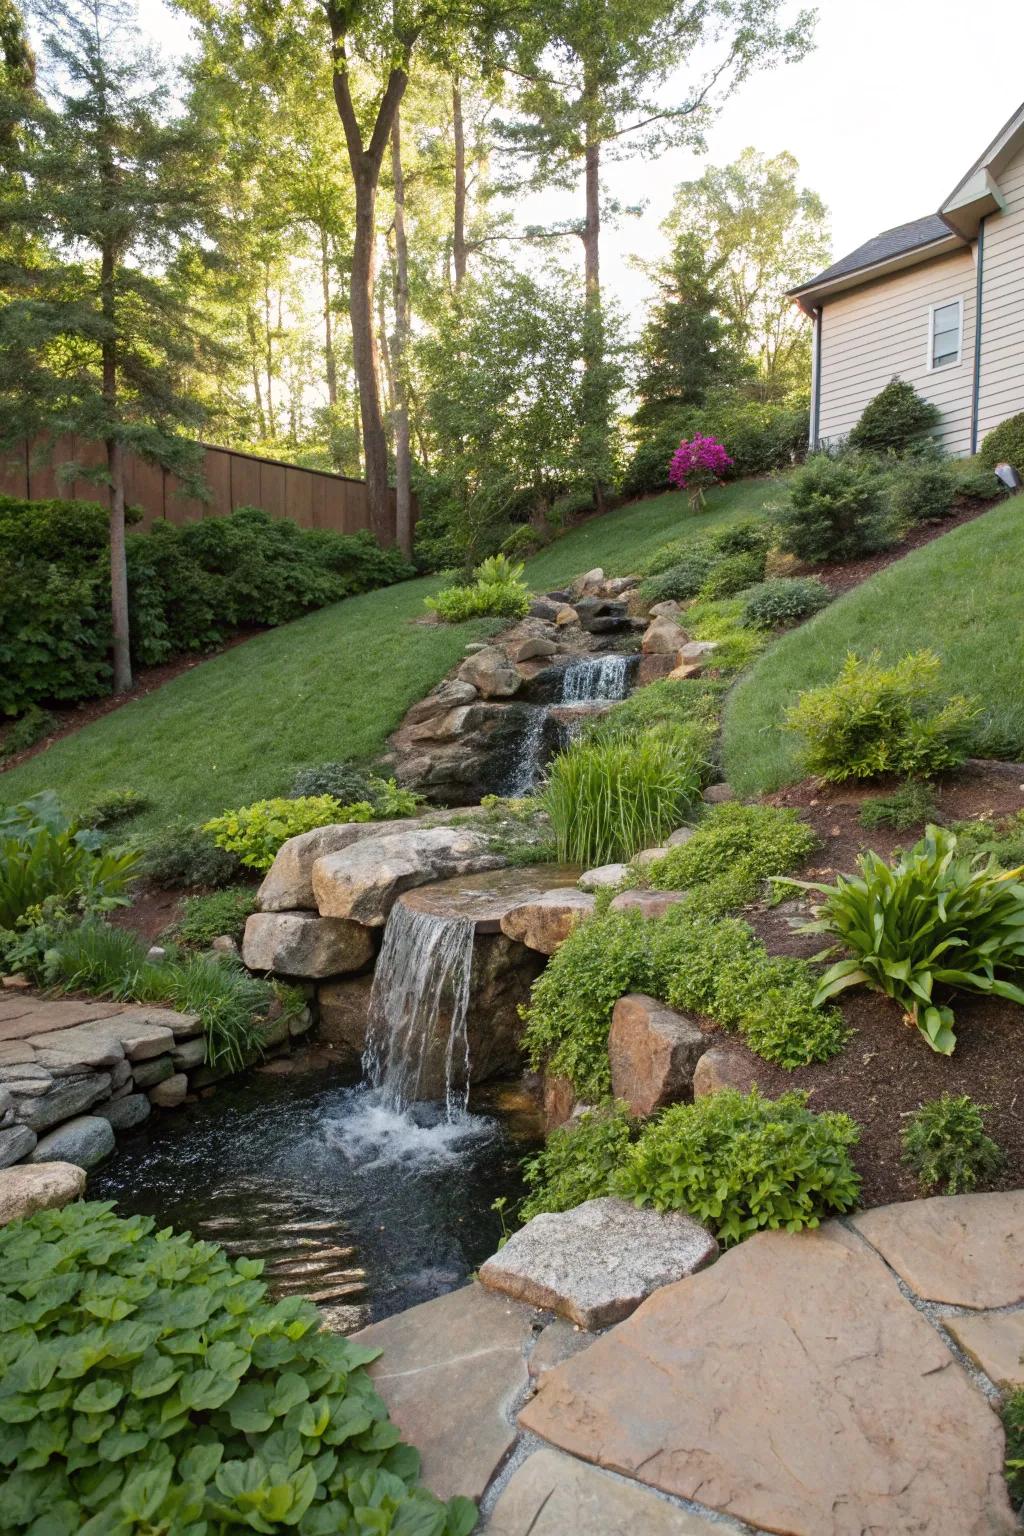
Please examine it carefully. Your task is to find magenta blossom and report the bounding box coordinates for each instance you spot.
[668,434,733,513]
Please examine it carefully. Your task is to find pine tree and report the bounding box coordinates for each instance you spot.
[635,233,744,423]
[0,0,221,693]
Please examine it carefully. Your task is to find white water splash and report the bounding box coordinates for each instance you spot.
[560,653,631,703]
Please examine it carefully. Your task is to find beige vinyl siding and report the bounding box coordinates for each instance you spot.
[977,143,1024,440]
[817,249,976,454]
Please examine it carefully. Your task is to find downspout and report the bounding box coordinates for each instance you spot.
[969,217,987,455]
[809,306,823,451]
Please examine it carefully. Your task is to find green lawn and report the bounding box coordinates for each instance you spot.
[723,497,1024,797]
[1,478,781,831]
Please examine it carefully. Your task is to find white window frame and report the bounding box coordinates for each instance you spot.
[927,296,964,372]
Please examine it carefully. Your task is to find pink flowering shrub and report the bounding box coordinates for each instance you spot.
[668,434,734,512]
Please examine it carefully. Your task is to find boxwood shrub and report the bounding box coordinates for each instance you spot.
[0,1201,475,1536]
[978,410,1024,474]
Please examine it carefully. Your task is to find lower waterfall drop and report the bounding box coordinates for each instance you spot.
[362,901,475,1118]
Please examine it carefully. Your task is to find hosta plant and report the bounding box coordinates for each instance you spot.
[790,825,1024,1054]
[0,1202,475,1536]
[0,790,139,929]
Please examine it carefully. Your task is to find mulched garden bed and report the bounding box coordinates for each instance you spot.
[805,496,997,596]
[739,758,1024,1207]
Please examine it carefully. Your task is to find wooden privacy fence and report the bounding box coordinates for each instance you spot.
[0,436,412,542]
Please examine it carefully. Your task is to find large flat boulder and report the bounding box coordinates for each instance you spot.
[14,1072,112,1132]
[851,1191,1024,1308]
[519,1223,1017,1536]
[457,645,522,698]
[241,911,375,978]
[945,1311,1024,1391]
[499,889,596,954]
[257,819,420,912]
[608,995,706,1115]
[0,1161,86,1225]
[312,827,505,926]
[609,889,690,919]
[487,1449,725,1536]
[354,1283,539,1503]
[479,1197,718,1330]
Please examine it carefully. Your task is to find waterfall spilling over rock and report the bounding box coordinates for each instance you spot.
[503,652,635,794]
[560,654,631,704]
[363,902,475,1118]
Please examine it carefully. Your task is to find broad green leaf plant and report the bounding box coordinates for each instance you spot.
[789,825,1024,1054]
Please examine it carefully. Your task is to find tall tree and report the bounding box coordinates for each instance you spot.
[666,148,830,398]
[0,0,218,693]
[497,1,814,469]
[635,231,745,422]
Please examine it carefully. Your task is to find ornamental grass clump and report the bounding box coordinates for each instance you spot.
[543,725,705,867]
[789,825,1024,1055]
[668,434,734,513]
[783,649,979,783]
[613,1088,861,1246]
[0,1202,476,1536]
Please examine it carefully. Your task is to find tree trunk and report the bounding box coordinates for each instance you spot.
[452,78,468,289]
[582,72,607,515]
[263,273,275,440]
[390,112,413,558]
[321,228,338,406]
[245,310,267,437]
[106,436,131,694]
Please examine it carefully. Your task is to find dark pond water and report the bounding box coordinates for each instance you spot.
[88,1060,537,1332]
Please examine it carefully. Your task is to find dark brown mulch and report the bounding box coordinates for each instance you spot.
[109,887,189,946]
[806,497,996,596]
[737,758,1024,1207]
[0,630,262,775]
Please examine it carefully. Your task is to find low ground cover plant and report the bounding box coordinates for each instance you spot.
[0,498,413,716]
[776,452,896,563]
[784,650,978,783]
[0,705,55,759]
[858,781,938,832]
[641,803,817,910]
[951,811,1024,871]
[1005,1391,1024,1507]
[290,760,373,803]
[594,676,725,739]
[0,1202,475,1536]
[613,1088,861,1246]
[637,518,770,607]
[80,787,150,830]
[848,378,940,455]
[174,887,259,948]
[204,796,373,872]
[791,825,1024,1055]
[544,725,706,867]
[520,1104,635,1221]
[0,791,138,930]
[901,1093,1004,1194]
[522,901,847,1098]
[140,818,245,891]
[425,554,531,623]
[740,576,831,630]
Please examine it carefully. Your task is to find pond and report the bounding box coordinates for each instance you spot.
[89,1058,538,1332]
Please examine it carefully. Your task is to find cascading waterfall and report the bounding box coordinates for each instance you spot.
[503,652,634,794]
[362,902,475,1119]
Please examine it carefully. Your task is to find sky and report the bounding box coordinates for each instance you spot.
[137,0,1024,324]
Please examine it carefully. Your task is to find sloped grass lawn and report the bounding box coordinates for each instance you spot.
[524,477,783,589]
[723,496,1024,798]
[0,477,782,832]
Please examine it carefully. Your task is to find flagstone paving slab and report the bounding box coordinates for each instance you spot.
[486,1449,732,1535]
[355,1283,541,1503]
[518,1223,1016,1536]
[945,1310,1024,1390]
[852,1191,1024,1307]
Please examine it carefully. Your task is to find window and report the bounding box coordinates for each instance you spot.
[929,298,963,370]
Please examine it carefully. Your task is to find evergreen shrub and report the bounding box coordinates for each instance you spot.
[776,453,896,563]
[848,378,940,454]
[977,410,1024,474]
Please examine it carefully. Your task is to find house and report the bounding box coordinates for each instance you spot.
[791,100,1024,456]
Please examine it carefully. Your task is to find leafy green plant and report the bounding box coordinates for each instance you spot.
[597,676,725,738]
[475,553,525,586]
[613,1088,861,1246]
[289,760,372,803]
[0,1202,475,1536]
[901,1093,1003,1194]
[951,458,1006,501]
[978,410,1024,474]
[951,811,1024,871]
[367,776,422,819]
[791,825,1024,1054]
[1,706,56,758]
[425,580,531,623]
[643,803,816,903]
[520,1105,635,1221]
[740,576,831,629]
[543,726,705,867]
[174,886,258,948]
[886,458,956,525]
[204,796,372,873]
[1004,1389,1024,1508]
[697,549,765,600]
[0,791,139,930]
[140,818,244,891]
[848,378,940,454]
[783,650,979,783]
[776,453,896,563]
[859,781,938,832]
[80,787,150,830]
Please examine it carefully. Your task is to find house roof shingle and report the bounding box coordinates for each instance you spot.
[792,213,953,295]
